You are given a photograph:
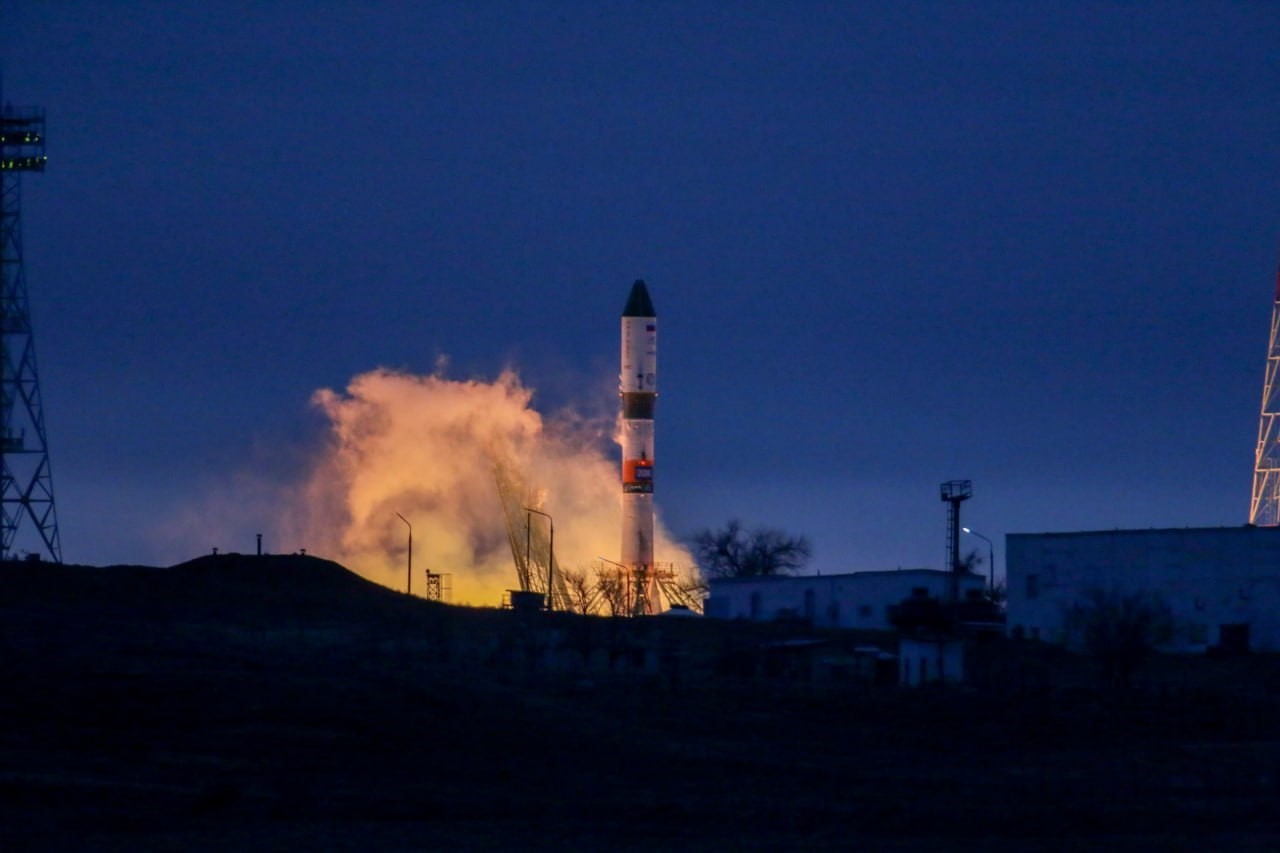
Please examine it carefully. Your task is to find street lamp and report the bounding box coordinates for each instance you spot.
[524,507,554,611]
[597,556,629,617]
[395,512,412,596]
[961,526,994,592]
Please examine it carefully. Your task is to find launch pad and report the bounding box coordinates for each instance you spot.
[492,279,702,615]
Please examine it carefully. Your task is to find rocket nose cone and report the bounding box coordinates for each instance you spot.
[623,279,656,317]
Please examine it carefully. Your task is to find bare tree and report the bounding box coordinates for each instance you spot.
[595,567,627,617]
[688,519,812,579]
[1064,587,1173,688]
[559,566,599,615]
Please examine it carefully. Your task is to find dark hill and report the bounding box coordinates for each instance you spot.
[166,552,424,618]
[3,557,1280,849]
[2,553,444,632]
[171,551,385,593]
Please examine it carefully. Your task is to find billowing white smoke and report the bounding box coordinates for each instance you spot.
[264,367,692,605]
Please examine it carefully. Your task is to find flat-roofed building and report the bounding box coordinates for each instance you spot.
[1007,525,1280,652]
[705,569,985,630]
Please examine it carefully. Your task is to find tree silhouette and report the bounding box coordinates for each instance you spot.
[595,566,627,617]
[688,520,812,579]
[558,566,599,615]
[1065,587,1173,688]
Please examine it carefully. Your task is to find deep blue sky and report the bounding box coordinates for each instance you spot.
[4,2,1279,579]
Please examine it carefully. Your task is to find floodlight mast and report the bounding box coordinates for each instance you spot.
[0,102,61,562]
[940,480,972,602]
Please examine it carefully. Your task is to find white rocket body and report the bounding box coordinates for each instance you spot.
[620,280,659,614]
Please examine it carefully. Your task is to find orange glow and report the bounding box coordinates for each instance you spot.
[172,366,693,606]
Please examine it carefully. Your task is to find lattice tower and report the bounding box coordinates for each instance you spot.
[492,456,569,608]
[940,480,972,603]
[0,102,60,562]
[1250,267,1280,525]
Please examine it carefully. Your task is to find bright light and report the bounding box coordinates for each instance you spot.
[257,367,694,605]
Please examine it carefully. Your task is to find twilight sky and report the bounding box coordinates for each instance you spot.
[3,2,1279,585]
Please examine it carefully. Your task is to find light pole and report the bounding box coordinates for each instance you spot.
[962,526,994,592]
[597,556,628,617]
[524,507,554,611]
[395,512,412,596]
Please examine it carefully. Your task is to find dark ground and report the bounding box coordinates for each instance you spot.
[2,555,1280,850]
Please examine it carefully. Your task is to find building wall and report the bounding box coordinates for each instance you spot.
[705,569,985,630]
[1006,526,1280,652]
[899,637,965,687]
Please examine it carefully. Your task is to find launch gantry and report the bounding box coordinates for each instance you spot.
[593,557,703,617]
[493,457,569,609]
[1251,268,1280,526]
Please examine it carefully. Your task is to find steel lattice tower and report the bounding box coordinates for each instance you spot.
[940,480,972,602]
[1250,266,1280,526]
[0,102,61,561]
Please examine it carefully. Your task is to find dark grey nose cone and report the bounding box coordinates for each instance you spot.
[623,279,656,317]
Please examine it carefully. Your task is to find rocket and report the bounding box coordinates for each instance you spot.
[620,279,659,614]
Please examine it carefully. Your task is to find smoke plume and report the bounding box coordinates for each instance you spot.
[261,366,691,605]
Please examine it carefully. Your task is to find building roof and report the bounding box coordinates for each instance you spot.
[1007,524,1280,541]
[708,568,978,586]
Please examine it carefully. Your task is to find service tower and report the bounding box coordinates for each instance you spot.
[1251,263,1280,526]
[620,280,659,614]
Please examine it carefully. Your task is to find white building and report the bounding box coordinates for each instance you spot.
[705,569,986,630]
[1006,525,1280,653]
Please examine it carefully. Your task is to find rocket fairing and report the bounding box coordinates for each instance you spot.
[620,280,659,612]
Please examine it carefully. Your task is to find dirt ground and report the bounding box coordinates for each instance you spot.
[3,555,1279,850]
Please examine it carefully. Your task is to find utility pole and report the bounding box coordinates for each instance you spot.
[525,507,554,610]
[396,512,412,595]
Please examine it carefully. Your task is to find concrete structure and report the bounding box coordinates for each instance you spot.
[705,569,986,630]
[1006,525,1280,653]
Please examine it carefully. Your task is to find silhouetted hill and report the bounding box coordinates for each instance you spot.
[5,553,407,610]
[3,556,1280,849]
[1,553,444,637]
[167,552,424,618]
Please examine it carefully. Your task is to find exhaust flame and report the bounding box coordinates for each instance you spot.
[261,366,692,606]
